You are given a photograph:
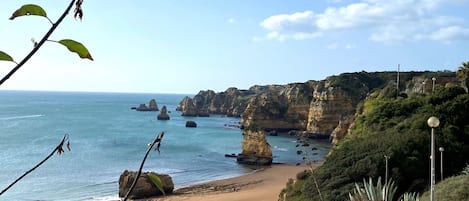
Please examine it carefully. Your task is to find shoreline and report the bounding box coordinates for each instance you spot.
[140,163,321,201]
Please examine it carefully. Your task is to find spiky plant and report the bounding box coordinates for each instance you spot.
[348,177,397,201]
[348,177,421,201]
[399,192,420,201]
[461,164,469,175]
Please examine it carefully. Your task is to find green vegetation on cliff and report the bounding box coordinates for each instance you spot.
[280,84,469,201]
[419,174,469,201]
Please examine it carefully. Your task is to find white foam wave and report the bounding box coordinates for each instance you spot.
[274,146,288,151]
[91,195,120,201]
[0,114,44,120]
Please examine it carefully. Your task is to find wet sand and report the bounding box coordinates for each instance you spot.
[140,163,319,201]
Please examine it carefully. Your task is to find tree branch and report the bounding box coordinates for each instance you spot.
[0,0,76,86]
[0,134,70,196]
[123,132,165,201]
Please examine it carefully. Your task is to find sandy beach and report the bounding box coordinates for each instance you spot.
[139,163,319,201]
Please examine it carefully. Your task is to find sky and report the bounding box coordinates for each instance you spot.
[1,0,469,94]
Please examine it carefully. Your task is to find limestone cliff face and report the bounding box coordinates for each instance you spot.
[306,82,355,136]
[177,88,254,117]
[177,71,457,143]
[240,83,312,131]
[403,75,457,94]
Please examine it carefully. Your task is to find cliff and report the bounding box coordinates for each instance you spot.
[176,87,254,117]
[177,71,457,142]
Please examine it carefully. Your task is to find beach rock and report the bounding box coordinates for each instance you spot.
[157,106,170,120]
[237,129,272,166]
[118,170,174,199]
[185,120,197,128]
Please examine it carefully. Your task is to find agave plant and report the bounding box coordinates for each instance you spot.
[349,177,397,201]
[461,164,469,175]
[399,192,419,201]
[348,177,420,201]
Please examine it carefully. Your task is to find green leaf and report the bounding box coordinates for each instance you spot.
[148,173,166,196]
[0,51,15,63]
[58,39,94,61]
[9,4,47,20]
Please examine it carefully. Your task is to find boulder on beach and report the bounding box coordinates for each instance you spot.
[118,170,174,199]
[157,106,170,120]
[185,120,197,128]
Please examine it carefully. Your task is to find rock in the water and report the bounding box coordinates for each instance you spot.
[237,128,273,166]
[118,170,174,199]
[236,154,272,165]
[185,120,197,128]
[135,99,159,111]
[148,99,159,111]
[157,106,170,120]
[136,103,149,111]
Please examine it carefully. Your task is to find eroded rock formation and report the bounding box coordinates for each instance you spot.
[177,71,457,143]
[157,106,170,120]
[135,99,159,111]
[237,129,272,165]
[176,88,254,117]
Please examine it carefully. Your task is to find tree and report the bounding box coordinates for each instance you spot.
[0,0,92,86]
[0,0,91,196]
[456,61,469,92]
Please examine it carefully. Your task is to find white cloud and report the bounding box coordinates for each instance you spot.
[228,18,235,24]
[429,26,469,42]
[255,0,469,43]
[326,42,355,50]
[261,11,315,32]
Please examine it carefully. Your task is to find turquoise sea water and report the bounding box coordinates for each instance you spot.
[0,90,331,201]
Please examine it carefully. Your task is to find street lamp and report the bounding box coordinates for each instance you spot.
[432,77,436,93]
[439,147,444,181]
[422,81,426,93]
[384,155,390,201]
[428,116,440,201]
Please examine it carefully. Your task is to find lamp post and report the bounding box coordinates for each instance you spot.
[432,77,436,93]
[384,155,390,201]
[439,147,444,181]
[428,116,440,201]
[422,81,426,93]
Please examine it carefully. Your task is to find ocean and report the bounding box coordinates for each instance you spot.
[0,90,331,201]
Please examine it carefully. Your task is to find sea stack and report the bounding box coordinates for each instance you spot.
[237,125,273,166]
[135,99,159,111]
[157,106,170,120]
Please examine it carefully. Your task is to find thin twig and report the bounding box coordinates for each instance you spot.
[0,0,76,86]
[123,132,165,201]
[0,134,69,196]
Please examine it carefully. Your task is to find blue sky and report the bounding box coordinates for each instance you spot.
[1,0,469,94]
